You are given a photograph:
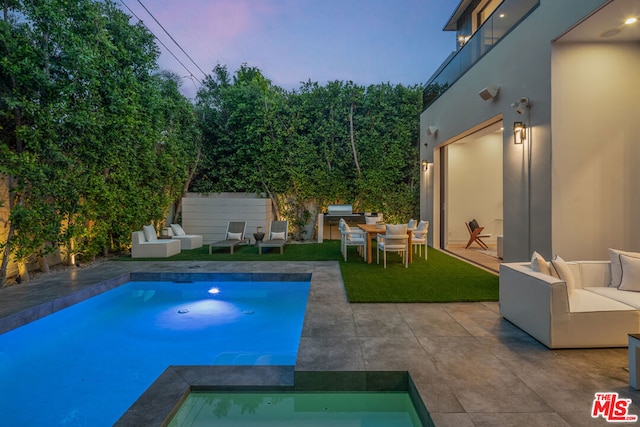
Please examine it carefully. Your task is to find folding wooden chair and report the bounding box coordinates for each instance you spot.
[465,219,491,250]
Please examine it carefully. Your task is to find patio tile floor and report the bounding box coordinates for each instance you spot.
[1,260,639,426]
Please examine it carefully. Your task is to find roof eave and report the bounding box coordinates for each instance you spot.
[444,0,473,31]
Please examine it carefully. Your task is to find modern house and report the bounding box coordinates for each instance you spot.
[420,0,640,263]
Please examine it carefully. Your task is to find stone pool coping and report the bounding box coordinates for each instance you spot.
[115,367,433,426]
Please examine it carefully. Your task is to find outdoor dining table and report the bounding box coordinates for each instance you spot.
[358,223,413,265]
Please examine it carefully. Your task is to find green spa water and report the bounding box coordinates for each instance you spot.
[168,391,423,426]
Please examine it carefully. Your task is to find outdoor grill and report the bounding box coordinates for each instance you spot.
[318,204,366,241]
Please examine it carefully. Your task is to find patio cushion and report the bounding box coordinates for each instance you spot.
[270,231,285,240]
[551,255,575,294]
[171,224,186,236]
[619,254,640,292]
[227,232,242,240]
[609,248,640,287]
[143,225,157,242]
[385,223,407,236]
[531,251,551,275]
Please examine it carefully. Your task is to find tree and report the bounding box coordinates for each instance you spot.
[0,0,199,285]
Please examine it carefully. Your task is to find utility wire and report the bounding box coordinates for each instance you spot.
[135,0,208,79]
[119,0,203,86]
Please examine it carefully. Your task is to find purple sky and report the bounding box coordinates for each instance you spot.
[120,0,456,98]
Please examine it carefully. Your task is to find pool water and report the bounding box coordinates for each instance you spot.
[0,279,310,426]
[168,391,423,426]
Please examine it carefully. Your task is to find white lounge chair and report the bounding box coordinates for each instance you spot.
[131,225,181,258]
[170,224,203,250]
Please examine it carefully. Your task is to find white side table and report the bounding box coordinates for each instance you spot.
[629,334,640,389]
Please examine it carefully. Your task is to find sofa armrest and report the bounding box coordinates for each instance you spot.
[500,263,570,348]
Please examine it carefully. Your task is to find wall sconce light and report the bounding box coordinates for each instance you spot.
[421,160,429,171]
[513,122,526,144]
[426,126,438,136]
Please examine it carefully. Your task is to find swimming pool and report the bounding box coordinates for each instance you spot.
[0,275,310,426]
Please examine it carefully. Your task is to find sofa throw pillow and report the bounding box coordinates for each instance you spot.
[227,232,242,240]
[142,224,157,242]
[270,231,286,240]
[551,255,575,294]
[531,251,551,275]
[171,224,186,236]
[618,254,640,292]
[609,248,640,287]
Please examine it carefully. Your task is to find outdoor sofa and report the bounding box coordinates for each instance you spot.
[500,250,640,348]
[131,225,181,258]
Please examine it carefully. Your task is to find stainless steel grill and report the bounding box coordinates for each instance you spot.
[321,204,366,240]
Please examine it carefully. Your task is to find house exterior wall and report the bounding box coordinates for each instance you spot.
[551,41,640,259]
[181,193,274,244]
[420,0,607,262]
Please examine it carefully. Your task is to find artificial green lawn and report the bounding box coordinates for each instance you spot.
[117,240,498,303]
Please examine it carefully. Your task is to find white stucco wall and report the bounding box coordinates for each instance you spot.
[551,42,640,260]
[447,131,503,244]
[420,0,607,262]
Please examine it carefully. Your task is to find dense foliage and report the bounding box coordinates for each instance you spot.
[0,0,200,285]
[0,1,422,285]
[193,66,422,240]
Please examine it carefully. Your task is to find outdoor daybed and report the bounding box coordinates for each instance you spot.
[499,250,640,348]
[131,226,181,258]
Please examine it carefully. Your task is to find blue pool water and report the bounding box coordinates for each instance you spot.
[0,278,310,426]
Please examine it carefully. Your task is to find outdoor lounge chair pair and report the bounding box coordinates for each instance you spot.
[208,220,289,254]
[131,224,203,258]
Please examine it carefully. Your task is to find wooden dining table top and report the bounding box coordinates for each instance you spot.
[357,223,387,234]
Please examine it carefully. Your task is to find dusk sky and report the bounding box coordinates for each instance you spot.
[119,0,457,98]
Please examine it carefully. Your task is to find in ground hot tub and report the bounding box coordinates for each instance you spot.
[116,368,432,426]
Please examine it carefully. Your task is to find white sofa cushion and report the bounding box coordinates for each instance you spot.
[569,289,637,313]
[143,224,157,242]
[585,287,640,309]
[551,255,575,294]
[531,251,550,275]
[171,223,186,236]
[619,254,640,292]
[609,248,640,287]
